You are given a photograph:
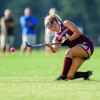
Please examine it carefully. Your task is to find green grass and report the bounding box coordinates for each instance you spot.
[0,48,100,100]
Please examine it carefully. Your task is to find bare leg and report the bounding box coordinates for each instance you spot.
[26,47,32,55]
[6,44,10,56]
[57,45,89,80]
[66,45,90,80]
[20,45,26,55]
[67,57,84,79]
[67,57,93,80]
[0,47,5,56]
[56,45,91,81]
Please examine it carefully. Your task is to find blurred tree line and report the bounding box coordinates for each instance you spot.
[0,0,100,48]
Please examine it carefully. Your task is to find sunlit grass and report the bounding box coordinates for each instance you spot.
[0,48,100,100]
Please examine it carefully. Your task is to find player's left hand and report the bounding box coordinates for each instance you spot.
[61,39,70,46]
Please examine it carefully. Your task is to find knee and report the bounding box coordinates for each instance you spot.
[65,49,73,57]
[67,73,74,80]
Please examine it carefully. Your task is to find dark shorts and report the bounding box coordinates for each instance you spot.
[78,39,94,60]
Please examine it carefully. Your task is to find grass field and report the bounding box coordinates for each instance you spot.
[0,47,100,100]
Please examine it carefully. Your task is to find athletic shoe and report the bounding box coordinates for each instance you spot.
[84,70,93,80]
[55,75,67,81]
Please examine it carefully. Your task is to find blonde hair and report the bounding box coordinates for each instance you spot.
[44,14,62,27]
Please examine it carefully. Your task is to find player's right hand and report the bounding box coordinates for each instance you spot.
[47,43,52,47]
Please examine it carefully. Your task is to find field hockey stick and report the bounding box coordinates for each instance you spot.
[26,42,62,48]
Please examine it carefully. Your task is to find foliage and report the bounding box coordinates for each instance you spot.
[0,0,100,47]
[58,0,100,45]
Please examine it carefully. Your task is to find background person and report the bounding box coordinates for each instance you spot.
[0,9,15,55]
[20,7,38,55]
[45,8,61,55]
[44,14,94,81]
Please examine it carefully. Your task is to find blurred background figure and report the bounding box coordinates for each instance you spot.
[45,8,62,55]
[20,7,38,55]
[0,9,15,56]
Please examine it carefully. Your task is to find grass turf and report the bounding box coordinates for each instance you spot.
[0,47,100,100]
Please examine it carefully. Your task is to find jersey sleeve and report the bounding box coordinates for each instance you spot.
[20,16,27,26]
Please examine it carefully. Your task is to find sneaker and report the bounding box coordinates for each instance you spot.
[55,75,67,81]
[84,70,93,80]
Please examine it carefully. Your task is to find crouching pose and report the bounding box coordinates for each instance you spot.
[44,14,94,80]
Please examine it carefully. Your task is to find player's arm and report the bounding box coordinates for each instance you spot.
[47,38,59,53]
[0,18,6,29]
[63,20,82,41]
[20,17,30,27]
